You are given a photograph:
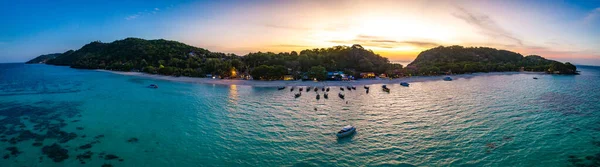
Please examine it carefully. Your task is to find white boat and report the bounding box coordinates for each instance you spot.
[400,82,409,86]
[443,76,453,81]
[336,125,356,138]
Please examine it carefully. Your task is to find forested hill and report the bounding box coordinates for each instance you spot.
[28,38,402,80]
[25,53,62,64]
[408,45,577,74]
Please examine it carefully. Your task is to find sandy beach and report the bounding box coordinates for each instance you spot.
[97,69,543,87]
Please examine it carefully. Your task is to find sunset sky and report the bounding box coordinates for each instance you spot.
[1,0,599,65]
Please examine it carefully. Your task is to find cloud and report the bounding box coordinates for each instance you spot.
[329,35,440,48]
[453,7,523,46]
[269,44,312,48]
[584,7,600,24]
[125,7,161,20]
[125,14,140,20]
[263,23,312,30]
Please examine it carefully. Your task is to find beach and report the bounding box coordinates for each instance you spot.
[98,69,543,87]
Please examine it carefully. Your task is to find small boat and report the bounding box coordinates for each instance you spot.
[366,89,369,94]
[278,86,286,90]
[443,76,453,81]
[338,93,345,99]
[364,85,369,89]
[316,94,320,100]
[346,86,352,90]
[400,82,409,87]
[340,87,344,91]
[314,87,318,92]
[326,87,330,92]
[148,84,158,89]
[382,85,390,93]
[336,125,356,138]
[533,77,538,79]
[295,93,301,98]
[351,86,356,90]
[306,86,311,92]
[321,87,325,91]
[290,87,294,91]
[324,93,328,99]
[299,87,303,91]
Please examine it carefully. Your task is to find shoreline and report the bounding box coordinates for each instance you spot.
[97,69,544,87]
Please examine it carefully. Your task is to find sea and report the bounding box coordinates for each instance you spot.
[1,63,599,167]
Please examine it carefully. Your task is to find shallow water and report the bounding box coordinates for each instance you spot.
[1,63,600,166]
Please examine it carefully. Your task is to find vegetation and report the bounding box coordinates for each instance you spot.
[25,53,62,64]
[29,38,578,81]
[408,45,577,75]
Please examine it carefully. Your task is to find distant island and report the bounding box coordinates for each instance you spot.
[26,38,578,80]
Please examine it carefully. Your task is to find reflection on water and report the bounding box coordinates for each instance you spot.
[228,84,238,104]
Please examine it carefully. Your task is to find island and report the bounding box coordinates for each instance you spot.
[26,38,578,81]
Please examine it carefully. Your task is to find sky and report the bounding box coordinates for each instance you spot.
[1,0,599,65]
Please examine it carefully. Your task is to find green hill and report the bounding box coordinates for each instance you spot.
[25,53,62,64]
[407,45,577,75]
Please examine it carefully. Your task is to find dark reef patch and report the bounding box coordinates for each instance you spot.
[42,143,69,162]
[127,137,138,143]
[104,154,119,160]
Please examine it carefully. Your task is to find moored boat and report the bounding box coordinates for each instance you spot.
[400,82,409,87]
[533,77,538,79]
[340,87,344,91]
[443,76,453,81]
[306,86,311,92]
[148,84,158,89]
[326,87,330,92]
[290,87,294,91]
[324,93,328,99]
[351,86,356,90]
[299,87,303,91]
[322,87,325,91]
[338,92,345,99]
[314,87,318,92]
[295,92,301,98]
[316,94,320,100]
[278,86,286,90]
[364,85,369,89]
[336,125,356,138]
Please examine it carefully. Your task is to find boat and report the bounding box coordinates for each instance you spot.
[338,93,345,99]
[290,87,294,91]
[366,89,369,94]
[316,94,320,100]
[340,87,344,91]
[321,87,325,91]
[324,93,328,99]
[148,84,158,89]
[326,87,330,92]
[533,77,538,79]
[295,93,301,98]
[364,85,369,89]
[382,85,390,93]
[443,76,453,81]
[336,125,356,138]
[346,86,352,90]
[306,86,311,92]
[314,87,318,92]
[299,87,303,91]
[351,86,356,90]
[400,82,409,87]
[278,86,286,90]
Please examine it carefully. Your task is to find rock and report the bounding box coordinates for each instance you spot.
[76,151,93,162]
[79,143,92,149]
[32,142,43,147]
[5,146,21,156]
[76,127,84,130]
[127,137,139,143]
[42,143,69,162]
[94,135,105,139]
[3,154,9,159]
[104,154,119,160]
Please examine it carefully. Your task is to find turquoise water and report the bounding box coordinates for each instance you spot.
[1,63,600,166]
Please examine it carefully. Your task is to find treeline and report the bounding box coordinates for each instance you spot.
[407,46,577,75]
[38,38,404,80]
[29,38,577,80]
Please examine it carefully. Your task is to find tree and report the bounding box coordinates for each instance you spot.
[308,66,327,81]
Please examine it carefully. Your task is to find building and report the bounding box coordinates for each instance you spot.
[283,75,294,81]
[360,72,376,78]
